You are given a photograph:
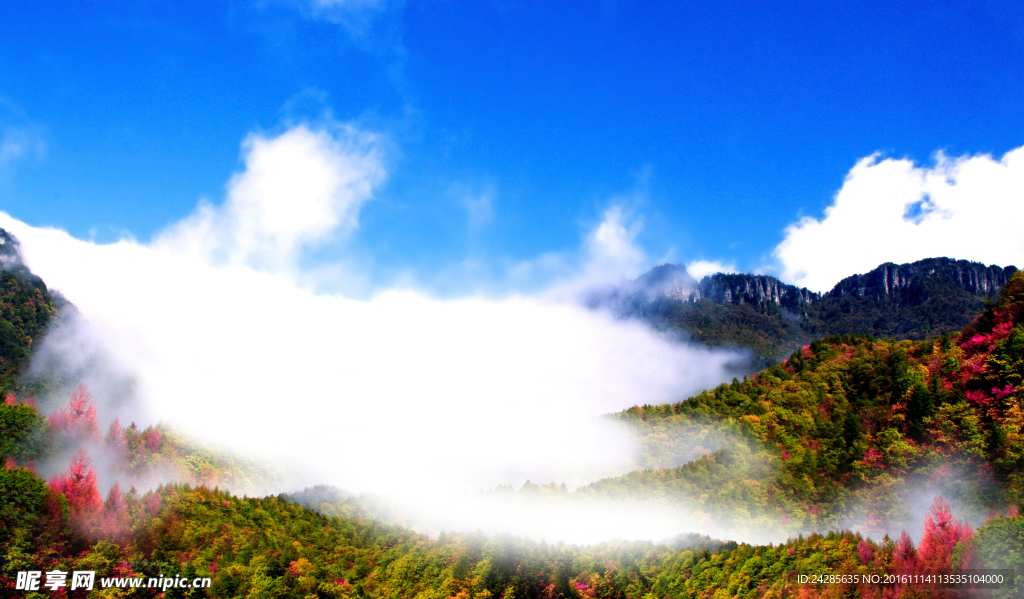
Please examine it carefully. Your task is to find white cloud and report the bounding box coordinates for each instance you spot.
[686,259,737,280]
[154,124,384,275]
[774,146,1024,292]
[1,213,736,512]
[584,205,646,279]
[504,205,651,298]
[0,124,742,543]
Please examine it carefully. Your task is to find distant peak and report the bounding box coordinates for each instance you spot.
[630,263,699,300]
[826,257,1018,299]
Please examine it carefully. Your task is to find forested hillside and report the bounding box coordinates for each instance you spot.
[589,271,1024,541]
[0,230,58,395]
[3,426,1021,597]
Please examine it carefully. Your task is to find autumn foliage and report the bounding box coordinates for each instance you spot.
[48,449,102,519]
[47,384,101,441]
[916,497,974,570]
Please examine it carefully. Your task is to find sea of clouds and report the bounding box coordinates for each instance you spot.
[0,124,741,515]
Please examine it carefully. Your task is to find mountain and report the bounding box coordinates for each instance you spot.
[4,289,1023,595]
[2,229,1024,597]
[611,257,1018,369]
[816,257,1015,339]
[0,230,58,395]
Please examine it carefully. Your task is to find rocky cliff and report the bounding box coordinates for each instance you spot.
[692,274,818,312]
[618,257,1018,370]
[638,258,1014,312]
[824,257,1016,304]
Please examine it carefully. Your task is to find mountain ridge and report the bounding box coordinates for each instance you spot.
[612,257,1018,369]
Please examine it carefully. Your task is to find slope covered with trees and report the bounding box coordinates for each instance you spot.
[0,230,58,395]
[589,271,1024,542]
[3,450,1020,597]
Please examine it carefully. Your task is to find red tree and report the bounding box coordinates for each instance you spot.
[49,384,101,441]
[893,530,916,571]
[48,449,102,519]
[105,418,126,449]
[145,427,162,452]
[857,540,874,565]
[916,496,973,570]
[100,482,131,542]
[145,492,162,516]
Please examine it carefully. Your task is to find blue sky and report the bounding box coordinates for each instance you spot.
[1,0,1023,293]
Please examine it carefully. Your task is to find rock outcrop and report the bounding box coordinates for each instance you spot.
[692,274,818,312]
[824,258,1016,305]
[633,258,1016,312]
[616,257,1019,370]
